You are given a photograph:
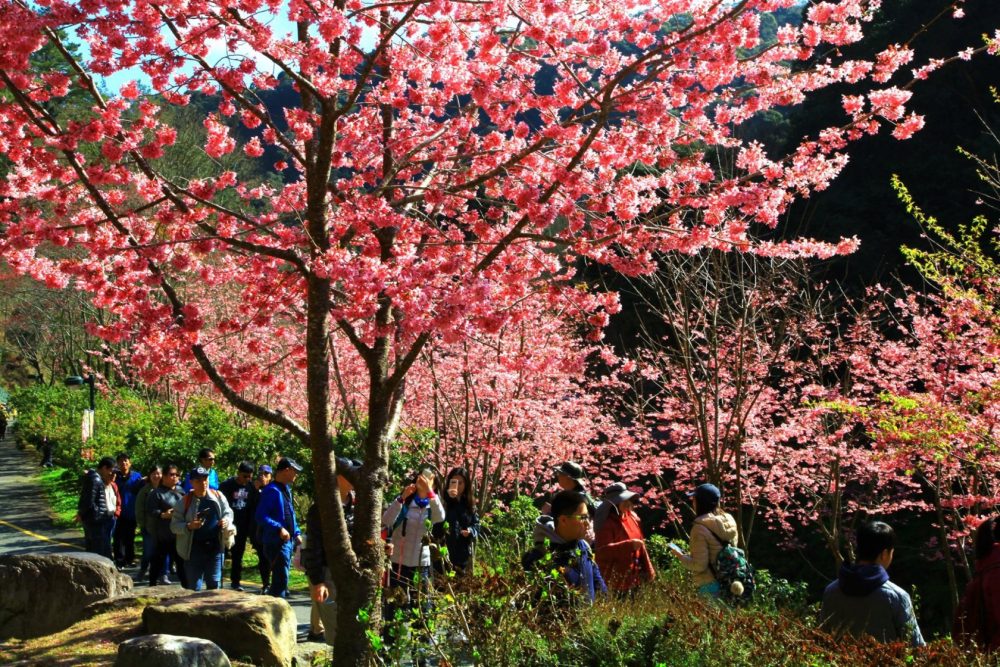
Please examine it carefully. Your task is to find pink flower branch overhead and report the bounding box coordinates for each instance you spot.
[0,0,996,662]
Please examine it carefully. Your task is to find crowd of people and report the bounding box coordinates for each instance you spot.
[73,451,1000,655]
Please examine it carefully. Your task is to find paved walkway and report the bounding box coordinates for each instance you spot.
[0,433,84,555]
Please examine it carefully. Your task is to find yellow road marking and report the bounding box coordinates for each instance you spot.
[0,517,81,550]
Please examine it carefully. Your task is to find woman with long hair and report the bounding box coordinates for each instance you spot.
[436,467,480,574]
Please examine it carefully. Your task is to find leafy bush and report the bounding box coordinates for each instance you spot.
[478,494,540,570]
[10,385,297,480]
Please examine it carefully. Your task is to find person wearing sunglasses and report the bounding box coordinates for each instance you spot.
[147,464,187,587]
[182,448,220,491]
[522,489,607,603]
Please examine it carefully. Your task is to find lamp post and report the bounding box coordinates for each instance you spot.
[64,373,96,440]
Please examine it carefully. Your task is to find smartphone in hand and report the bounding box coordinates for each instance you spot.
[668,542,685,555]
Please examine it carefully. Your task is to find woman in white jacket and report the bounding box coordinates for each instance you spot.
[671,483,740,598]
[383,469,445,613]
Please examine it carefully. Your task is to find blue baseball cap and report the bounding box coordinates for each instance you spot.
[687,483,721,507]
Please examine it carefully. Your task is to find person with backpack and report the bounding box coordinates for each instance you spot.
[820,520,925,647]
[433,466,480,574]
[670,483,744,600]
[171,466,234,591]
[594,482,655,595]
[523,489,607,604]
[383,469,445,613]
[955,516,1000,652]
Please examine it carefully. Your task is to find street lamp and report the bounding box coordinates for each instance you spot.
[64,373,96,439]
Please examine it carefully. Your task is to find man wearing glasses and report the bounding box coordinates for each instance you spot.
[220,461,256,591]
[522,489,607,603]
[183,448,220,491]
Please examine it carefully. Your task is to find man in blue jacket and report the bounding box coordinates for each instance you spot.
[820,520,925,647]
[112,452,144,568]
[183,448,220,491]
[255,457,303,598]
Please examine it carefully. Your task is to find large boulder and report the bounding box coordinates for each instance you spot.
[0,551,133,639]
[116,634,231,667]
[83,585,194,618]
[142,590,296,666]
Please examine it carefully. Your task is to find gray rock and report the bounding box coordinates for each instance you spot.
[142,590,296,666]
[116,633,231,667]
[83,585,194,618]
[293,641,332,666]
[0,551,133,639]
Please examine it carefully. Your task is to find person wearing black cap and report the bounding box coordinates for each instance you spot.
[220,461,256,591]
[669,483,740,598]
[255,457,303,598]
[78,456,119,559]
[542,461,596,542]
[594,482,655,595]
[171,466,234,591]
[303,457,360,643]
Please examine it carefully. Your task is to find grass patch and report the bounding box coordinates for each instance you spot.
[0,607,142,665]
[0,602,260,666]
[232,546,309,593]
[36,466,82,529]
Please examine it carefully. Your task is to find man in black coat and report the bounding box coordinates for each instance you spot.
[219,461,255,591]
[146,463,187,587]
[303,457,359,643]
[78,456,118,558]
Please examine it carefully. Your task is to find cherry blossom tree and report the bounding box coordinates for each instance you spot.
[617,250,857,552]
[2,0,996,661]
[840,289,1000,609]
[401,304,623,510]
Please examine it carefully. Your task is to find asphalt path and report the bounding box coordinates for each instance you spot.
[0,433,315,637]
[0,433,84,555]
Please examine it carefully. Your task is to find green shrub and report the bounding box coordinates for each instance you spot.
[478,494,540,571]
